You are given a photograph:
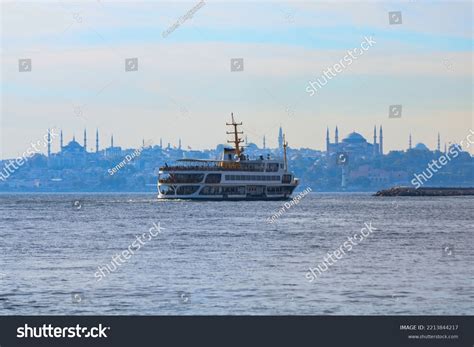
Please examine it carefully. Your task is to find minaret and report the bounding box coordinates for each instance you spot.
[160,138,163,148]
[47,129,51,157]
[178,138,182,150]
[60,130,64,150]
[379,126,383,155]
[409,133,412,150]
[444,143,447,154]
[326,127,330,152]
[335,126,339,145]
[278,126,284,150]
[83,129,87,151]
[95,129,99,153]
[373,125,377,156]
[111,134,114,148]
[437,133,441,152]
[245,135,248,145]
[73,134,76,142]
[142,139,145,148]
[263,135,266,149]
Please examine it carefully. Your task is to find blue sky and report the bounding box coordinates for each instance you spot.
[1,1,472,158]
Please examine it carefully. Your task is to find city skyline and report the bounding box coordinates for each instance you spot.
[0,124,454,160]
[1,2,472,158]
[1,119,471,192]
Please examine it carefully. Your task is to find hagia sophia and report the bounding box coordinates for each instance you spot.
[325,126,383,158]
[322,126,443,158]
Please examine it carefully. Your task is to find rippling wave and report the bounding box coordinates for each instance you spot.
[0,193,472,315]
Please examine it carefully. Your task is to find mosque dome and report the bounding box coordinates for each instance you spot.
[413,143,430,151]
[62,140,85,153]
[342,132,367,144]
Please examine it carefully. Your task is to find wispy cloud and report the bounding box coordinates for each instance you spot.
[1,1,472,158]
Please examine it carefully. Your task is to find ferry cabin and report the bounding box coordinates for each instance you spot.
[158,159,298,200]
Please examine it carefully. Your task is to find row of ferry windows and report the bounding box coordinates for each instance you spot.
[159,185,294,196]
[225,175,280,181]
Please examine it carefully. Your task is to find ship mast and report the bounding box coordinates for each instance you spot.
[226,113,244,157]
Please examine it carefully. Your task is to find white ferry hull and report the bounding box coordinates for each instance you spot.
[157,189,297,201]
[157,170,299,201]
[157,195,295,201]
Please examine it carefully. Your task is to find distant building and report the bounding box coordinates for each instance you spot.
[47,129,123,168]
[407,133,442,153]
[326,126,383,158]
[105,134,122,158]
[51,132,88,167]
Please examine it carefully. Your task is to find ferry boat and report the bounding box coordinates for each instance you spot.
[157,114,299,200]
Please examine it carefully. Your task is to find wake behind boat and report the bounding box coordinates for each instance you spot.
[157,114,299,200]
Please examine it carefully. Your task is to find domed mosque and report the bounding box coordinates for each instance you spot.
[46,129,123,168]
[408,133,442,152]
[326,126,383,158]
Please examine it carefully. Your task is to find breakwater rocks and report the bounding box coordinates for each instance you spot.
[374,187,474,196]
